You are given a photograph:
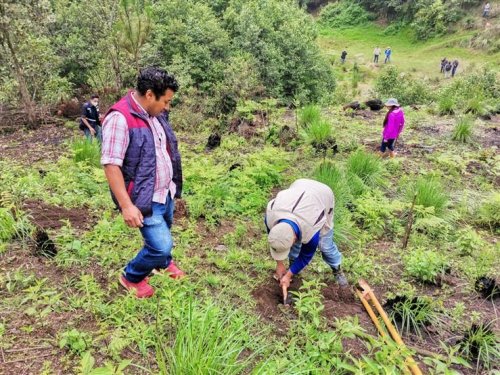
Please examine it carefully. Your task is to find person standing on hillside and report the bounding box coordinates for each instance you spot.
[340,49,348,64]
[384,47,392,63]
[373,46,381,63]
[440,58,448,74]
[451,59,459,78]
[380,98,405,158]
[265,178,349,304]
[483,2,491,17]
[80,94,102,143]
[101,67,185,299]
[444,60,453,78]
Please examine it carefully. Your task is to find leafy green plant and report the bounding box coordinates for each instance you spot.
[475,193,500,233]
[71,138,101,168]
[454,227,484,256]
[59,328,91,354]
[405,248,449,284]
[292,280,326,328]
[423,342,472,375]
[460,322,500,372]
[299,105,321,127]
[452,115,473,143]
[320,1,373,29]
[0,208,16,242]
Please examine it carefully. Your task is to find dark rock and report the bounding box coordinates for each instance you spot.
[206,133,221,150]
[365,99,383,111]
[475,276,499,299]
[343,101,361,111]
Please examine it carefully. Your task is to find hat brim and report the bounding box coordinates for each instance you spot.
[270,247,290,261]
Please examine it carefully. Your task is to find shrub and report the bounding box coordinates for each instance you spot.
[412,0,447,40]
[59,328,91,354]
[374,66,433,106]
[452,115,473,143]
[319,1,373,29]
[71,138,101,168]
[405,248,449,284]
[454,227,484,256]
[299,105,321,127]
[410,177,448,217]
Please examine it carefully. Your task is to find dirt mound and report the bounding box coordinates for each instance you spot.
[22,200,94,231]
[252,277,303,318]
[173,199,188,221]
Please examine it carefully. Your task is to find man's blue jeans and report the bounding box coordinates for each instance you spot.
[83,125,102,144]
[124,197,175,283]
[289,229,342,270]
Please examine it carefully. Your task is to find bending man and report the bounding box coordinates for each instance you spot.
[265,178,348,300]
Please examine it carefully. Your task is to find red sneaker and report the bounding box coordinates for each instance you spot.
[119,275,154,298]
[153,261,186,279]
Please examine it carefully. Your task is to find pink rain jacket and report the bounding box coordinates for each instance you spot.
[383,108,405,140]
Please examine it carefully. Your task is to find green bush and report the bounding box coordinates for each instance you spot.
[320,1,373,29]
[452,115,473,143]
[454,227,484,256]
[405,248,449,284]
[437,92,456,115]
[411,0,447,40]
[304,119,332,145]
[374,66,433,106]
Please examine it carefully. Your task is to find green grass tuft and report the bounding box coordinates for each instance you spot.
[452,115,473,143]
[71,138,101,168]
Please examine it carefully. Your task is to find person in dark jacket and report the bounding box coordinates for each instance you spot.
[101,67,184,298]
[340,49,348,64]
[80,94,102,143]
[451,59,459,78]
[440,58,447,74]
[156,110,183,229]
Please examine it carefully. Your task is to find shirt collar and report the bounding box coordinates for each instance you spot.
[130,91,150,118]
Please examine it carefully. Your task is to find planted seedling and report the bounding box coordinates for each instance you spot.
[385,294,436,337]
[459,321,500,372]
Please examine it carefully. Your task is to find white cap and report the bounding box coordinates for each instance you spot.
[268,222,295,261]
[385,98,400,107]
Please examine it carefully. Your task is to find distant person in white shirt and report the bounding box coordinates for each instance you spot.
[483,2,491,17]
[373,46,381,63]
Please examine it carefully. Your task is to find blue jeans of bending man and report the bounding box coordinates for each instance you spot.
[289,229,342,270]
[124,197,175,283]
[83,125,102,144]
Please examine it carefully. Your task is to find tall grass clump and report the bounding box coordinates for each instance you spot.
[410,177,448,217]
[452,116,474,143]
[299,105,321,127]
[313,162,357,245]
[71,138,101,168]
[0,208,16,242]
[156,299,259,375]
[476,193,500,233]
[437,93,456,115]
[346,149,384,196]
[304,119,332,145]
[460,321,500,372]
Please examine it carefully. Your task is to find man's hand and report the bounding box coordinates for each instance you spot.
[90,128,96,136]
[122,204,144,228]
[280,271,293,304]
[274,261,287,281]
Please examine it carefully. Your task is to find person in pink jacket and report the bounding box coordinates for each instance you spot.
[380,98,405,158]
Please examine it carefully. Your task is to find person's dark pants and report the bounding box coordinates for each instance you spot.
[374,55,379,63]
[124,197,175,283]
[83,125,102,144]
[341,58,346,64]
[380,139,396,152]
[452,68,457,77]
[483,11,489,18]
[385,55,391,63]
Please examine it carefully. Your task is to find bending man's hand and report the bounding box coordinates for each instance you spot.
[280,271,293,304]
[274,261,287,281]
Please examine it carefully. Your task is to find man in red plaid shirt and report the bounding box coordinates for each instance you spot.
[101,67,185,298]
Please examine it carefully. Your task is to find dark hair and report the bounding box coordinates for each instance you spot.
[136,67,179,99]
[90,94,99,99]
